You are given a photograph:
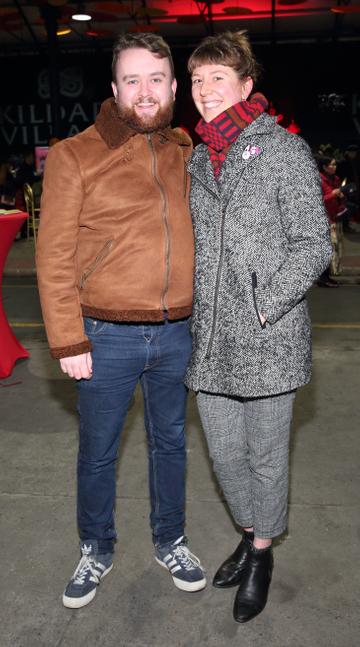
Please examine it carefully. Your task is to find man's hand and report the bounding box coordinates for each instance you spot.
[60,352,93,380]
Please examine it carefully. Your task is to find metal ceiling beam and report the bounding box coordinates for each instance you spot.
[205,1,214,36]
[195,1,214,36]
[40,3,62,138]
[0,1,359,55]
[271,0,276,46]
[332,0,351,42]
[141,0,151,26]
[12,0,41,51]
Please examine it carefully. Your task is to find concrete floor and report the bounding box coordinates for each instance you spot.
[1,278,360,647]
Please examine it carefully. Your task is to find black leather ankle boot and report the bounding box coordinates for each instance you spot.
[212,532,254,588]
[233,545,273,623]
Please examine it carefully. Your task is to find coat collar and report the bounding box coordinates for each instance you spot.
[188,144,219,197]
[95,97,192,150]
[188,113,277,198]
[236,112,277,139]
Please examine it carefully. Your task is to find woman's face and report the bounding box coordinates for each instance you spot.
[324,159,337,175]
[191,63,253,122]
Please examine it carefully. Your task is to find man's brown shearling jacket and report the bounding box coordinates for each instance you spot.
[36,98,194,359]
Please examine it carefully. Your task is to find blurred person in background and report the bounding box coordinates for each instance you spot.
[337,144,360,221]
[317,155,347,286]
[0,154,20,210]
[16,149,38,188]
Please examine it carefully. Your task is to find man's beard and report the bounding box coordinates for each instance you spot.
[116,97,174,133]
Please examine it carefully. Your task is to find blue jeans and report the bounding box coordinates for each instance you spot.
[76,317,191,554]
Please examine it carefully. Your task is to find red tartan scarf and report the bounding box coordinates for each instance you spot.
[195,93,268,178]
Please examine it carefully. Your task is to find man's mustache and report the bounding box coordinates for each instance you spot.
[135,96,159,105]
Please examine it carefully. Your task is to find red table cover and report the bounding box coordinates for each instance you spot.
[0,211,30,378]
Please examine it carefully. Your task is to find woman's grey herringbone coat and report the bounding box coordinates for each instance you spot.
[185,113,332,398]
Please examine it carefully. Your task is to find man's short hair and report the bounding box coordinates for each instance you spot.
[187,30,261,84]
[112,32,175,82]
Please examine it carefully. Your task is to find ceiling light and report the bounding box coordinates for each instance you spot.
[72,3,92,21]
[331,5,360,13]
[57,28,72,36]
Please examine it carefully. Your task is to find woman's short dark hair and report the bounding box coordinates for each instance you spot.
[187,31,261,84]
[316,155,335,172]
[112,32,175,82]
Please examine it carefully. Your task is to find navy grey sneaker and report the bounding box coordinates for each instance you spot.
[62,543,113,609]
[155,536,206,592]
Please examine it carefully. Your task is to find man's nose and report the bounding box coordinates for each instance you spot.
[138,79,152,96]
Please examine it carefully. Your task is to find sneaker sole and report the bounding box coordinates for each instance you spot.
[155,556,207,592]
[62,563,113,609]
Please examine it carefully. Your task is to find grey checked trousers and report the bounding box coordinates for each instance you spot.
[196,390,296,539]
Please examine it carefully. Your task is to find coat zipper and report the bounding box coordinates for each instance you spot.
[148,134,170,311]
[79,239,114,289]
[188,171,221,359]
[205,208,226,359]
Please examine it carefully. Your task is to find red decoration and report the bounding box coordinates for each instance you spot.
[268,103,284,124]
[287,118,301,134]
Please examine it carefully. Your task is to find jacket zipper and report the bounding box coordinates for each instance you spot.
[251,271,266,329]
[205,208,226,359]
[79,239,114,289]
[148,134,170,311]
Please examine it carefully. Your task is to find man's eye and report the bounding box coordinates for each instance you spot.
[213,76,223,81]
[128,79,138,85]
[192,78,201,85]
[151,78,162,83]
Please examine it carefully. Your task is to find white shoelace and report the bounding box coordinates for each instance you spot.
[172,545,202,572]
[72,554,102,585]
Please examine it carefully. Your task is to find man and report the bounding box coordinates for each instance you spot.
[184,31,332,623]
[36,32,206,610]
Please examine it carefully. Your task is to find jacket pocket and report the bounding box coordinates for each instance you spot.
[79,239,114,289]
[251,271,266,330]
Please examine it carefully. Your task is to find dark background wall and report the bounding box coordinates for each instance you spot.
[0,40,359,158]
[175,41,360,151]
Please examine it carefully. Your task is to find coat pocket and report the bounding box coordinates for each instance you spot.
[79,239,114,289]
[251,271,266,330]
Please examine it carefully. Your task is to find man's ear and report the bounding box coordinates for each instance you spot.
[111,81,118,100]
[171,78,177,100]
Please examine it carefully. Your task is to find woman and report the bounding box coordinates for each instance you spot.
[317,155,346,285]
[184,31,332,623]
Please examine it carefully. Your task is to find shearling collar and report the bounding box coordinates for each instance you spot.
[95,97,191,149]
